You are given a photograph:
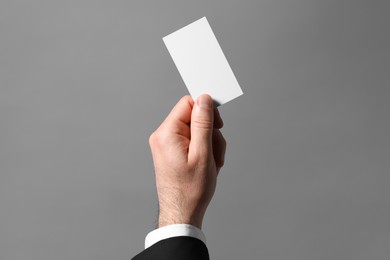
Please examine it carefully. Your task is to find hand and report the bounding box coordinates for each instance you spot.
[148,94,226,229]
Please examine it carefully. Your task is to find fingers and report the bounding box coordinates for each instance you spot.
[164,95,194,126]
[162,94,225,167]
[213,129,227,169]
[213,107,223,129]
[163,95,222,129]
[189,94,214,157]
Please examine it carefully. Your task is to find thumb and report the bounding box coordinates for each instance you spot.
[189,94,214,157]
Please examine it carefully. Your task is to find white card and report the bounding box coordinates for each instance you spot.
[163,17,243,106]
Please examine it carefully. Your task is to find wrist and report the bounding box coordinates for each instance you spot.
[158,209,204,229]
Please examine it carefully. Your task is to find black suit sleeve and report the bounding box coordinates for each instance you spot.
[131,236,209,260]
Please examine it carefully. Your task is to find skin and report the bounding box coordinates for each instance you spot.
[148,94,226,229]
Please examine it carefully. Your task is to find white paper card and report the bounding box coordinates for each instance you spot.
[163,17,243,106]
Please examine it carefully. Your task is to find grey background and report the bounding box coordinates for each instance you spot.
[1,0,389,259]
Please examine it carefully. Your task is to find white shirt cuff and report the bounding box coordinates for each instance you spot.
[144,224,206,249]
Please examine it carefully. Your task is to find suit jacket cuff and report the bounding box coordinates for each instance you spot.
[145,224,206,249]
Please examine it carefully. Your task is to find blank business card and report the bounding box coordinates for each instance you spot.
[163,17,243,106]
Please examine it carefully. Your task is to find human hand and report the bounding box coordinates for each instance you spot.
[148,94,226,229]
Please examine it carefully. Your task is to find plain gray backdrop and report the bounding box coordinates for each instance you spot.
[1,0,389,259]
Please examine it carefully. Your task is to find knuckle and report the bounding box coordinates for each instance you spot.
[218,131,227,148]
[148,132,157,146]
[192,117,213,130]
[222,135,227,147]
[215,154,225,167]
[149,130,164,146]
[218,160,225,168]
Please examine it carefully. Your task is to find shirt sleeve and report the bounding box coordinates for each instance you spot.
[144,224,206,249]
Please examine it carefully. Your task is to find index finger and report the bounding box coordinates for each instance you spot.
[163,95,194,126]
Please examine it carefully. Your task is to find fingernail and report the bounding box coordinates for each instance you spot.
[197,95,212,109]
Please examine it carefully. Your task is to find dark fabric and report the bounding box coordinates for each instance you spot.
[131,236,209,260]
